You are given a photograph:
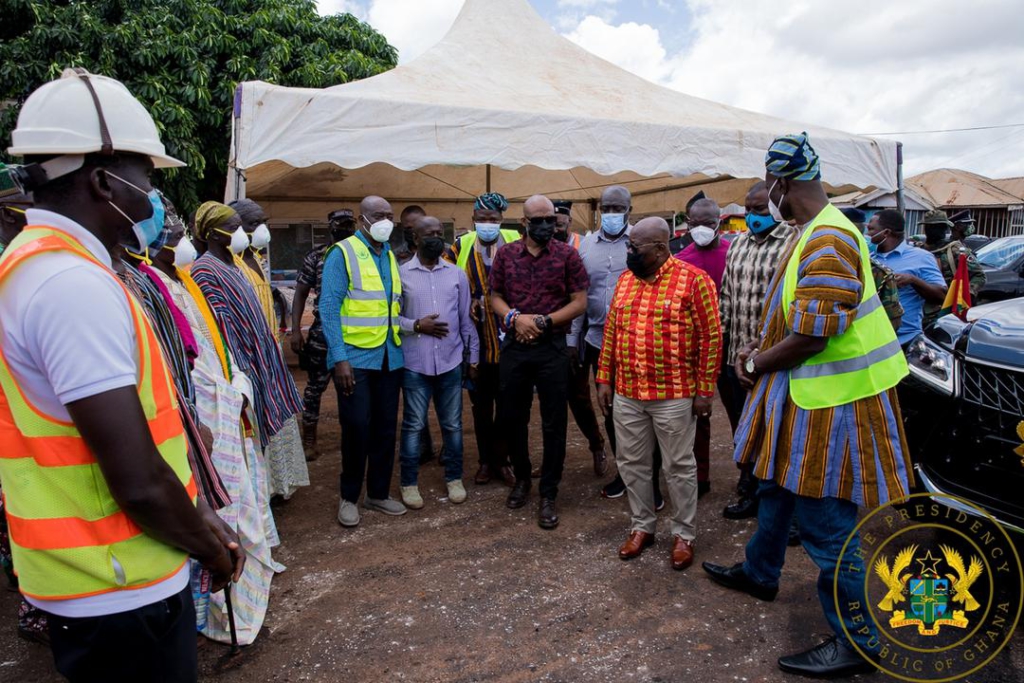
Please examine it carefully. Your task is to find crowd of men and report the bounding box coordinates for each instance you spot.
[0,69,989,682]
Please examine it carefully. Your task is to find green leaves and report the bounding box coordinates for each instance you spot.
[0,0,397,212]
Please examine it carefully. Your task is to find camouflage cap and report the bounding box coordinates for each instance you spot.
[919,209,953,227]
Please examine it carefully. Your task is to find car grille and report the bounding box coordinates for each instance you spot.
[961,360,1024,417]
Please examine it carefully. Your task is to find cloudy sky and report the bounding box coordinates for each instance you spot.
[316,0,1024,180]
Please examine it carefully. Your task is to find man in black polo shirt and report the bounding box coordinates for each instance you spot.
[490,194,589,529]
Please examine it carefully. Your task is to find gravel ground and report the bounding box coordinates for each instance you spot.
[2,369,1020,682]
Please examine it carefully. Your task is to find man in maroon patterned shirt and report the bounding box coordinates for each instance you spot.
[490,194,589,530]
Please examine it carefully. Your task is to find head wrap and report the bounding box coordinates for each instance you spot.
[553,200,573,216]
[194,201,237,239]
[765,132,821,181]
[474,192,508,213]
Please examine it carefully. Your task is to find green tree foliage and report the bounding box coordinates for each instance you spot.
[0,0,397,211]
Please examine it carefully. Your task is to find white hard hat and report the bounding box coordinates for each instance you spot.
[8,68,184,168]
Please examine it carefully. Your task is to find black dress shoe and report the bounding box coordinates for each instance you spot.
[788,519,802,547]
[601,476,626,499]
[506,479,530,509]
[778,636,875,679]
[701,561,778,601]
[723,495,758,520]
[538,498,559,529]
[697,480,711,498]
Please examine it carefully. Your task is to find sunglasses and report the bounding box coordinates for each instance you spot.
[527,216,556,227]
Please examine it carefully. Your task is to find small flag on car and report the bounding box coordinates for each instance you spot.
[939,253,972,321]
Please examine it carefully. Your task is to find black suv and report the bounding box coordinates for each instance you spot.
[975,236,1024,303]
[901,298,1024,533]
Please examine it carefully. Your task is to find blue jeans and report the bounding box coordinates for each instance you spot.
[400,367,464,486]
[743,481,875,651]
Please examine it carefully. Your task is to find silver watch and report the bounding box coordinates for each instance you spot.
[744,350,759,376]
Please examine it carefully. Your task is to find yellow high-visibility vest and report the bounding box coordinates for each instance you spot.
[455,229,522,270]
[0,226,195,601]
[782,204,908,409]
[328,235,402,349]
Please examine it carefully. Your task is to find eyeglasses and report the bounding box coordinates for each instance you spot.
[1,205,27,215]
[626,241,660,254]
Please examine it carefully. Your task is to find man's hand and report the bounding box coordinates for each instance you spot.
[467,364,479,384]
[565,346,581,374]
[693,396,713,419]
[196,502,239,593]
[470,299,483,324]
[893,272,917,288]
[290,329,305,354]
[597,383,614,417]
[417,313,449,338]
[735,342,758,391]
[514,314,541,343]
[335,360,355,396]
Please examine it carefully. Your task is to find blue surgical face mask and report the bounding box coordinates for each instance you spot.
[475,222,500,243]
[867,239,878,255]
[601,212,627,236]
[107,172,165,255]
[745,212,777,235]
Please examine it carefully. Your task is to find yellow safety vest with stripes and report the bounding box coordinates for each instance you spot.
[454,229,522,270]
[782,205,908,409]
[328,235,402,349]
[0,226,195,601]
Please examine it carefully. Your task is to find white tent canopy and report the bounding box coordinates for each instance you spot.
[227,0,897,230]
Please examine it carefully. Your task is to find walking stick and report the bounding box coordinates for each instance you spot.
[225,584,240,655]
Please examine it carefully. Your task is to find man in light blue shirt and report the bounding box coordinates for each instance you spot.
[321,195,406,527]
[867,209,947,346]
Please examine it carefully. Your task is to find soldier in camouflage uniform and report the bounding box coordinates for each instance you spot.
[918,209,986,328]
[291,209,357,459]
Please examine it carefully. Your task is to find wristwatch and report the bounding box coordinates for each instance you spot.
[534,315,551,331]
[744,349,760,377]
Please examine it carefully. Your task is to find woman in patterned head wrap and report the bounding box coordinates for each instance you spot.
[190,202,309,502]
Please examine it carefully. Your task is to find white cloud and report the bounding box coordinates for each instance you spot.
[316,0,366,19]
[367,0,463,63]
[565,16,670,83]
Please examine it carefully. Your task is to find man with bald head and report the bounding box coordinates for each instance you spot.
[596,217,722,570]
[490,194,589,529]
[321,195,407,527]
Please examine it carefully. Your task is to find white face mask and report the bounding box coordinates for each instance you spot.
[767,179,785,223]
[250,223,271,249]
[229,226,250,254]
[690,225,718,247]
[366,217,394,243]
[173,237,197,268]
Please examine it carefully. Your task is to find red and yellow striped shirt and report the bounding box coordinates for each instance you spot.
[597,258,722,400]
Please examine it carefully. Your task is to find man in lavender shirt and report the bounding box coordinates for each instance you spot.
[398,216,480,509]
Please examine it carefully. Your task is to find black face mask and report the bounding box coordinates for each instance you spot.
[527,219,556,245]
[331,227,354,243]
[626,251,650,277]
[925,226,948,243]
[420,236,446,260]
[553,229,569,243]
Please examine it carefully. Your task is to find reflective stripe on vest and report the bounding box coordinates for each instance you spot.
[782,205,908,409]
[327,235,402,349]
[0,226,194,600]
[455,230,521,270]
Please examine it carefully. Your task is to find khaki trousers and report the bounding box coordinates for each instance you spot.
[613,394,698,540]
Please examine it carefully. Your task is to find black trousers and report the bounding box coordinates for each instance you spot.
[499,335,570,499]
[582,342,616,454]
[337,366,403,502]
[719,364,758,494]
[469,362,506,468]
[567,348,605,452]
[47,585,197,683]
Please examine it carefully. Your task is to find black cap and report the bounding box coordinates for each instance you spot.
[328,208,354,222]
[840,207,866,224]
[949,209,974,224]
[553,200,573,216]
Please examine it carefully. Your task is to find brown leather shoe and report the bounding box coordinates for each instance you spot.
[671,536,695,571]
[499,465,516,487]
[592,446,608,477]
[474,464,492,485]
[618,530,654,560]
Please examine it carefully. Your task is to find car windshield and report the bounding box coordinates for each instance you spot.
[976,236,1024,269]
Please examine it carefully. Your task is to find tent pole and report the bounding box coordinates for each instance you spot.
[896,142,905,216]
[486,164,491,193]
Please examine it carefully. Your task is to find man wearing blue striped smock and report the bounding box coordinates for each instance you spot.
[702,133,913,679]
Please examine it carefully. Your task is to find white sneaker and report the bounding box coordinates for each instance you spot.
[447,479,467,504]
[337,500,360,527]
[401,486,424,510]
[363,497,408,516]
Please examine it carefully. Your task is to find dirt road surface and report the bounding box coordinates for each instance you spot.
[2,369,1021,682]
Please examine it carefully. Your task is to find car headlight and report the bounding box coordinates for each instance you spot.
[905,334,955,395]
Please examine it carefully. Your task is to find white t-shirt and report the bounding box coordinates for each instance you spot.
[0,209,188,617]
